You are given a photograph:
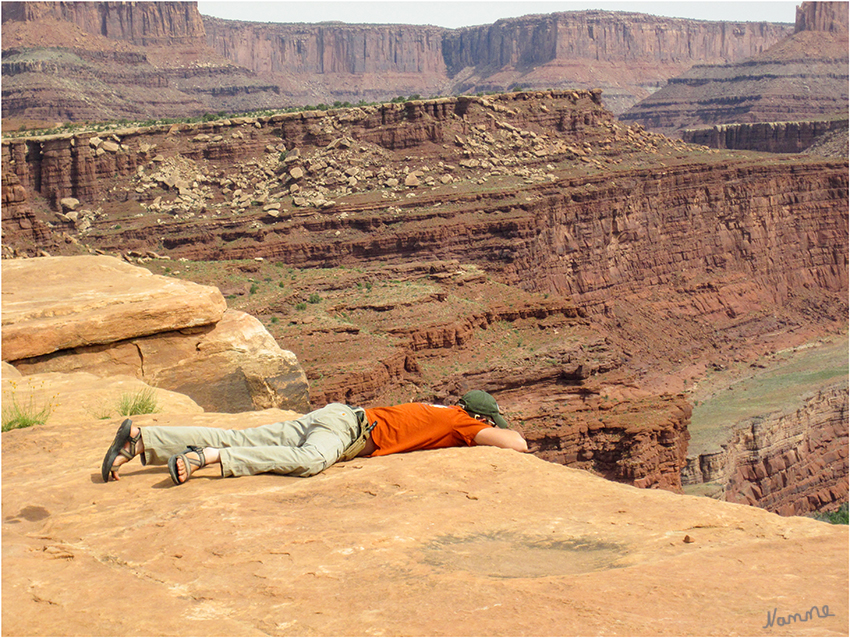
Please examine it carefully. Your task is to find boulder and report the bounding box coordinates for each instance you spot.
[2,256,309,414]
[2,256,226,361]
[404,173,421,187]
[59,197,80,211]
[136,309,310,413]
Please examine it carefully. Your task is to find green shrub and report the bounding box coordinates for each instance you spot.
[117,387,160,416]
[308,292,321,304]
[812,503,849,525]
[2,388,52,432]
[295,302,307,311]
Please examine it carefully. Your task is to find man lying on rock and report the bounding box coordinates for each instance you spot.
[102,390,528,485]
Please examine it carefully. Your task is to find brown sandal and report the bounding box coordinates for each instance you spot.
[101,419,144,482]
[167,446,205,485]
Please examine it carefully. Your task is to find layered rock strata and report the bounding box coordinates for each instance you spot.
[204,10,790,113]
[4,92,847,322]
[2,255,226,360]
[522,395,692,492]
[441,11,791,113]
[683,383,849,515]
[1,1,208,47]
[0,90,610,211]
[620,1,849,137]
[2,92,846,507]
[0,1,284,124]
[682,117,848,154]
[1,1,791,124]
[1,256,310,413]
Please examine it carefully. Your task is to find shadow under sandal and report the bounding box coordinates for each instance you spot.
[101,418,145,483]
[168,446,206,486]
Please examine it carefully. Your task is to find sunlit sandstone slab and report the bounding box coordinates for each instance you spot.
[1,255,227,361]
[2,407,846,637]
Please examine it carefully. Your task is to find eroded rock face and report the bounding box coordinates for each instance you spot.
[0,1,284,124]
[441,11,792,113]
[682,118,848,154]
[203,10,789,114]
[1,404,847,636]
[796,0,850,33]
[2,256,309,414]
[684,384,849,515]
[1,1,790,123]
[621,2,849,137]
[1,1,208,47]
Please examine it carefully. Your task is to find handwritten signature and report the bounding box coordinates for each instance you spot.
[764,605,836,628]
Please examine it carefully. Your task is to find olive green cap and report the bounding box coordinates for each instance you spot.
[459,390,509,429]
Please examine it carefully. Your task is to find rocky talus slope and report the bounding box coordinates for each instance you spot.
[621,1,849,139]
[2,394,848,635]
[1,1,790,126]
[2,90,847,510]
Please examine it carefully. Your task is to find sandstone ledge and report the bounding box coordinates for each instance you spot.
[2,256,310,414]
[1,255,226,360]
[2,409,847,636]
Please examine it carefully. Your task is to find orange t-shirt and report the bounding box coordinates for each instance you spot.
[363,403,490,457]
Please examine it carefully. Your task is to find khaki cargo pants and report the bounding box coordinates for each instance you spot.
[141,403,361,478]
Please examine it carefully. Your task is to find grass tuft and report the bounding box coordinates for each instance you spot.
[117,387,160,416]
[2,390,53,432]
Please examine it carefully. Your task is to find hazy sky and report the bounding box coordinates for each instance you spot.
[197,1,799,28]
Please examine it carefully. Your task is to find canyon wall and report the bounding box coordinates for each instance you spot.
[1,1,207,48]
[4,92,847,311]
[203,18,447,76]
[621,1,848,137]
[682,117,848,153]
[1,1,792,122]
[524,395,692,492]
[0,1,284,124]
[796,0,850,33]
[3,91,846,506]
[683,384,848,515]
[443,11,788,72]
[202,10,791,112]
[504,162,848,313]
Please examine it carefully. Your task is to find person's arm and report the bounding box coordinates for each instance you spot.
[473,427,528,452]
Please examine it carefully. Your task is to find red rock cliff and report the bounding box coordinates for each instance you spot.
[443,11,789,72]
[1,2,792,122]
[202,10,791,112]
[1,0,207,46]
[203,18,447,76]
[684,384,849,515]
[796,0,849,33]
